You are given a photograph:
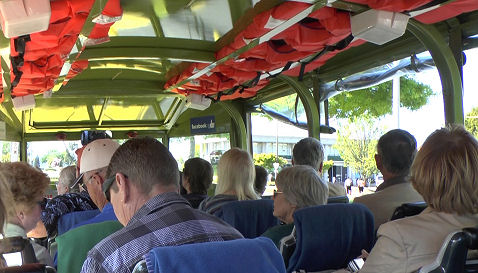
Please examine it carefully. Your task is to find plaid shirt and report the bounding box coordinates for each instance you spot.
[80,192,243,273]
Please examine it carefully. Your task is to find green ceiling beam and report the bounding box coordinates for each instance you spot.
[78,47,215,63]
[278,75,320,138]
[164,97,181,123]
[228,0,253,25]
[86,105,96,121]
[98,98,109,126]
[153,101,165,120]
[408,19,464,125]
[23,130,167,142]
[148,2,164,37]
[53,80,169,98]
[0,107,20,132]
[1,102,22,131]
[218,101,247,149]
[75,37,216,63]
[30,120,167,130]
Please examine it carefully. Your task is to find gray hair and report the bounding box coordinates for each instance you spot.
[292,137,324,171]
[377,129,417,176]
[107,137,179,194]
[59,165,78,192]
[276,165,328,209]
[215,148,259,200]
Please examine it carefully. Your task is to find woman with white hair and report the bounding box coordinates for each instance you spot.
[199,148,259,214]
[263,165,329,247]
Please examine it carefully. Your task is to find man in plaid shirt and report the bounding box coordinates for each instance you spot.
[80,137,242,273]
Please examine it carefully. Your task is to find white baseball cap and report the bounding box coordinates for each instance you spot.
[71,139,120,188]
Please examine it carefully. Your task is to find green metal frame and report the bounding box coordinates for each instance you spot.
[219,101,247,149]
[277,75,320,139]
[408,19,464,125]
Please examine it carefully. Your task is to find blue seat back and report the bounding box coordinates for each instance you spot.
[215,199,280,238]
[287,203,374,273]
[145,237,286,273]
[57,209,100,236]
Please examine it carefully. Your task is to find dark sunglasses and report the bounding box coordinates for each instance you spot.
[103,176,116,203]
[103,174,128,202]
[273,190,283,198]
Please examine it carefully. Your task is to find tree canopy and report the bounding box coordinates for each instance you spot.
[333,117,382,180]
[261,76,433,121]
[253,153,288,174]
[465,106,478,138]
[329,76,433,119]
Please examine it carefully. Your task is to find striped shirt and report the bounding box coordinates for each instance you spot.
[80,192,243,273]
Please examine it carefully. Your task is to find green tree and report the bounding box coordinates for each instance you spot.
[333,117,382,181]
[465,107,478,138]
[261,76,432,121]
[329,76,433,119]
[1,142,10,163]
[322,160,334,173]
[253,153,288,174]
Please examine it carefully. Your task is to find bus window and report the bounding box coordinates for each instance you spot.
[0,141,19,162]
[27,141,81,197]
[169,133,230,171]
[464,47,478,138]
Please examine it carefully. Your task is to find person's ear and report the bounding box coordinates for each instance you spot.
[375,154,383,170]
[92,173,103,186]
[318,162,323,173]
[116,173,129,203]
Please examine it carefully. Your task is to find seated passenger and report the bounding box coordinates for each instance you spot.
[354,129,423,230]
[254,165,268,196]
[56,165,78,195]
[55,139,122,273]
[82,137,242,273]
[181,157,213,208]
[199,148,259,214]
[69,139,120,228]
[262,165,328,247]
[0,162,53,265]
[41,163,99,239]
[359,125,478,273]
[293,137,346,197]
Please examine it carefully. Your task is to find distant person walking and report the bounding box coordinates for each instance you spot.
[345,177,352,195]
[358,178,365,193]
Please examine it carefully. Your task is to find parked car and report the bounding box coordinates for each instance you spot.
[209,150,224,165]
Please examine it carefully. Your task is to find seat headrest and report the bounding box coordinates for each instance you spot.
[145,237,286,273]
[287,203,375,272]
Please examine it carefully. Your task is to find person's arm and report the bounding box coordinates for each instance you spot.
[359,223,407,273]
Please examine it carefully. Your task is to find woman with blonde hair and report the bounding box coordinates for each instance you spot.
[199,148,259,214]
[1,162,53,265]
[359,125,478,273]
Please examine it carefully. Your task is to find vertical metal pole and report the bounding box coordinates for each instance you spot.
[246,112,253,155]
[20,139,27,163]
[392,77,400,128]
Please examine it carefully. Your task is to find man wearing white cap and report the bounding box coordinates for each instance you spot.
[70,138,121,222]
[55,139,123,273]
